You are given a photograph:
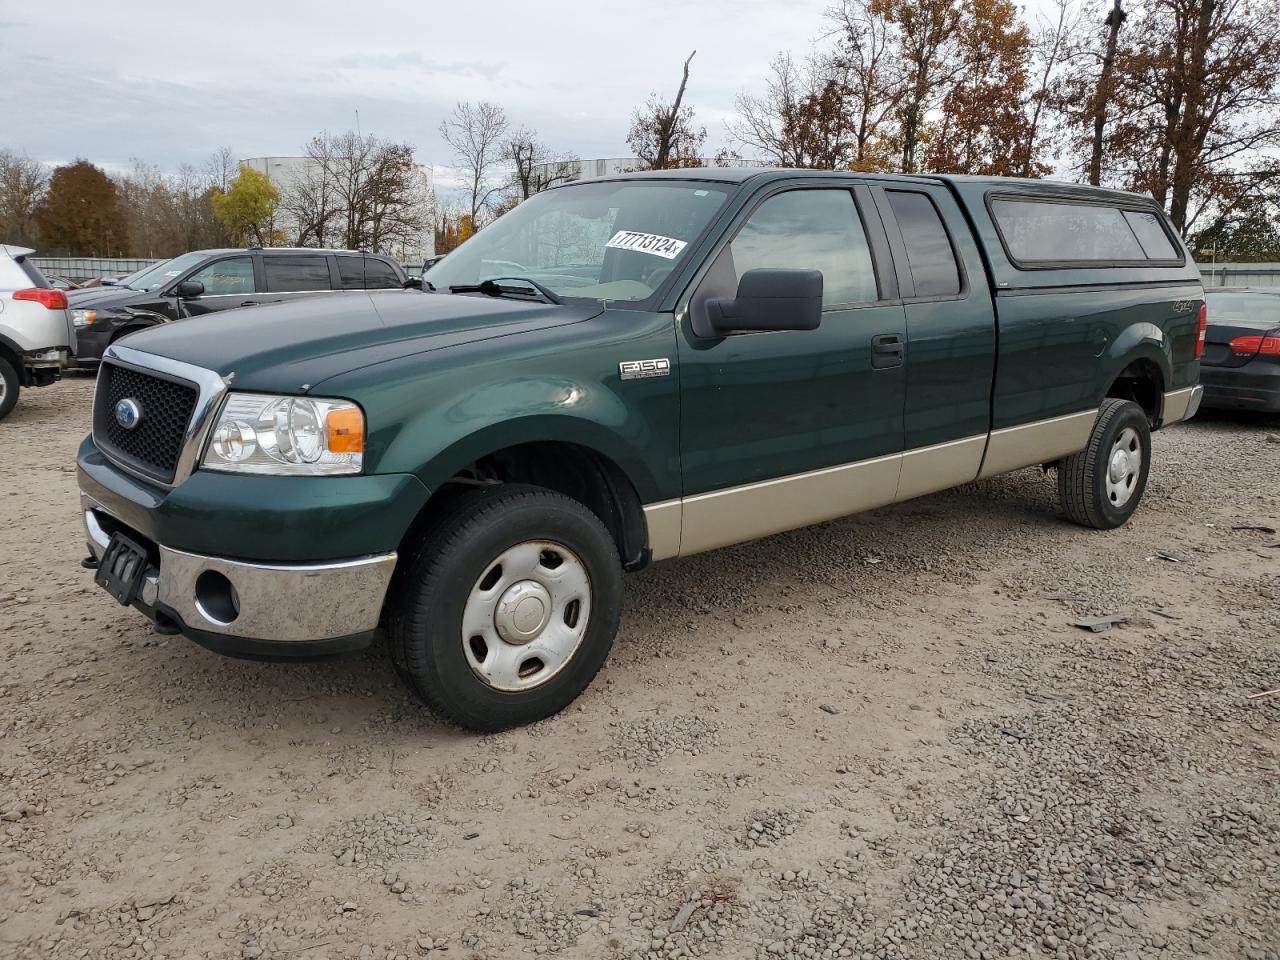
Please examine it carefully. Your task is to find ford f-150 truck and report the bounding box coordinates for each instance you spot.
[77,169,1204,730]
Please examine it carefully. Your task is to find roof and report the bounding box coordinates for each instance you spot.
[558,167,1158,203]
[187,246,378,256]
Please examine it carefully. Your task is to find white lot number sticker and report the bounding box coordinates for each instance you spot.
[605,230,688,260]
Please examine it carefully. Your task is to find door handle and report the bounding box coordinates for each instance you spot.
[239,300,259,307]
[871,333,904,369]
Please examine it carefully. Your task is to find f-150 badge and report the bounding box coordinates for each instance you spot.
[619,358,671,380]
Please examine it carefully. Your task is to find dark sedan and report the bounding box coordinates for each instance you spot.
[1199,288,1280,413]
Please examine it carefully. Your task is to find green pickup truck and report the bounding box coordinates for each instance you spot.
[78,169,1204,730]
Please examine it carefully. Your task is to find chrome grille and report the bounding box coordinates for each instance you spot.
[94,361,199,483]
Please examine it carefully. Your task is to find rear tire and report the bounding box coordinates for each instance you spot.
[1057,398,1151,529]
[386,484,622,731]
[0,356,20,422]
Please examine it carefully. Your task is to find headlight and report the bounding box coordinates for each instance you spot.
[72,309,97,327]
[201,393,365,476]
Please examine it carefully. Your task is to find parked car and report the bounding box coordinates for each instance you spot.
[1198,287,1280,412]
[68,248,408,368]
[0,244,74,422]
[47,276,81,290]
[77,169,1203,730]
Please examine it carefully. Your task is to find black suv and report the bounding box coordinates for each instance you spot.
[68,248,408,367]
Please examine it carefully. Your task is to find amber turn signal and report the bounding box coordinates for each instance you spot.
[326,406,365,453]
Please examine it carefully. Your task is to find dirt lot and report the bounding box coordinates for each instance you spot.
[1,375,1277,960]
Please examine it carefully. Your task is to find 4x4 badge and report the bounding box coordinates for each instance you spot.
[619,358,671,380]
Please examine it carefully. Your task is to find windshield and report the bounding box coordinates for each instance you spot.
[124,252,207,292]
[425,181,731,305]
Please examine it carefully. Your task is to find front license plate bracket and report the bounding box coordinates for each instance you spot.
[94,532,150,605]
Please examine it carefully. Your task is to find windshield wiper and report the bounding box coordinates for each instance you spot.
[448,277,562,305]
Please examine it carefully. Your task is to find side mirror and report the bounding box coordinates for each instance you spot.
[175,280,204,299]
[402,276,423,290]
[706,268,823,334]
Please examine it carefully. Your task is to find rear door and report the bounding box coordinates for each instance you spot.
[259,253,338,305]
[871,183,996,500]
[675,180,908,554]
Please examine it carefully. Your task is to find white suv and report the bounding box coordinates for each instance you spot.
[0,244,75,421]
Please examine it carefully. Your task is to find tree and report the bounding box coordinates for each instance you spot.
[505,127,578,200]
[828,0,902,169]
[1189,193,1280,261]
[212,166,279,247]
[1088,0,1127,185]
[0,150,48,247]
[626,50,708,169]
[731,52,861,169]
[435,204,475,254]
[440,101,509,226]
[924,0,1042,176]
[883,0,961,173]
[1061,0,1280,233]
[1020,0,1078,177]
[35,160,129,256]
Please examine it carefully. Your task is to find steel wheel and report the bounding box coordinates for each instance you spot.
[461,539,591,692]
[1105,426,1142,507]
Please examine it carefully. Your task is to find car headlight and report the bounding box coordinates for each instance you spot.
[72,309,97,327]
[201,393,365,476]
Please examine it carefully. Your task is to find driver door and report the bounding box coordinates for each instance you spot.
[674,182,908,554]
[177,255,258,318]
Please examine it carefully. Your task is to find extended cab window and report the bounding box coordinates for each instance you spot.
[729,189,877,306]
[263,256,332,292]
[188,256,254,295]
[991,197,1180,265]
[886,190,961,297]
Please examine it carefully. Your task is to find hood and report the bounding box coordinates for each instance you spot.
[66,285,148,310]
[120,290,603,392]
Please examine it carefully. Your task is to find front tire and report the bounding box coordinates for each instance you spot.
[387,484,622,731]
[0,356,19,422]
[1057,398,1151,529]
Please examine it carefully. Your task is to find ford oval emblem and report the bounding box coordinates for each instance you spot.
[115,398,143,430]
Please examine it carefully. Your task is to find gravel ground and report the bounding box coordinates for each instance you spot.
[1,375,1277,960]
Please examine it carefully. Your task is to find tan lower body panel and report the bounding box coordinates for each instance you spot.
[677,453,901,557]
[643,410,1100,560]
[1161,386,1197,424]
[895,434,987,502]
[977,408,1097,479]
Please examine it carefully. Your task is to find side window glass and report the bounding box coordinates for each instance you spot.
[263,256,333,292]
[991,198,1146,263]
[187,257,254,296]
[886,191,962,298]
[1122,210,1180,260]
[336,256,365,290]
[364,259,402,289]
[729,190,878,307]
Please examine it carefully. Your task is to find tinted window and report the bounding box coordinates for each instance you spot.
[336,255,365,290]
[729,190,877,306]
[263,255,332,292]
[189,256,254,295]
[365,259,401,289]
[1123,210,1180,260]
[887,191,961,297]
[991,198,1146,263]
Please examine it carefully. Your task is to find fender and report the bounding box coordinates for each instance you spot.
[1099,321,1171,396]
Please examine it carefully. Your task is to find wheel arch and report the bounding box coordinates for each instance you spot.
[402,429,656,572]
[1101,328,1171,426]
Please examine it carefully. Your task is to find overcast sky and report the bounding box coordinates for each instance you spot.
[3,0,865,191]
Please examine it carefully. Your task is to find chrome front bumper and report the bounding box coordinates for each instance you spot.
[83,497,396,647]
